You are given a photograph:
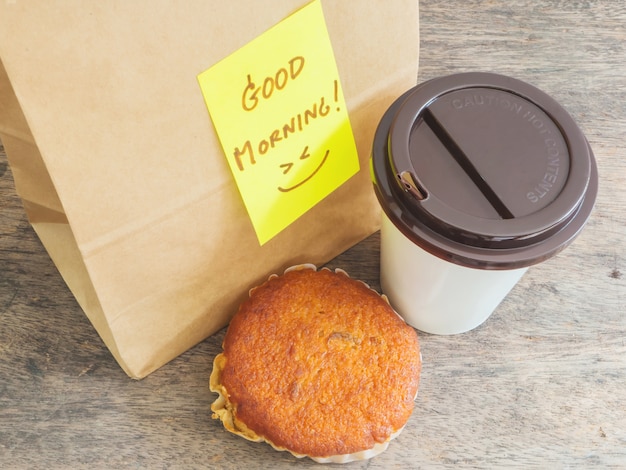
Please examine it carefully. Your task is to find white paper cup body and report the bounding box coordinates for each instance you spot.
[380,214,527,334]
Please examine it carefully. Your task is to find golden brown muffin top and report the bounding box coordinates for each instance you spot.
[218,267,421,458]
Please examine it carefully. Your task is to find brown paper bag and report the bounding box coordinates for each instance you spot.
[0,1,419,378]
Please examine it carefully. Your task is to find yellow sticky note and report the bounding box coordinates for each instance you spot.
[198,0,359,245]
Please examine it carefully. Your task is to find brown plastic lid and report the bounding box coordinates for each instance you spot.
[371,72,598,269]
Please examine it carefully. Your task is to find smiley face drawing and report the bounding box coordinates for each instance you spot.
[277,145,330,193]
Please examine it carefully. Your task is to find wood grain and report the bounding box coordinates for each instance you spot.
[1,1,625,468]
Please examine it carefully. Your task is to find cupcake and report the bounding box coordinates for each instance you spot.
[210,265,421,463]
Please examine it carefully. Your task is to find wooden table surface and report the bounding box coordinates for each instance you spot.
[2,1,625,468]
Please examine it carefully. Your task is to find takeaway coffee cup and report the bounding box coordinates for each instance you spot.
[371,72,598,334]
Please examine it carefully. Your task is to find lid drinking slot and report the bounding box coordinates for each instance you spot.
[398,171,427,200]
